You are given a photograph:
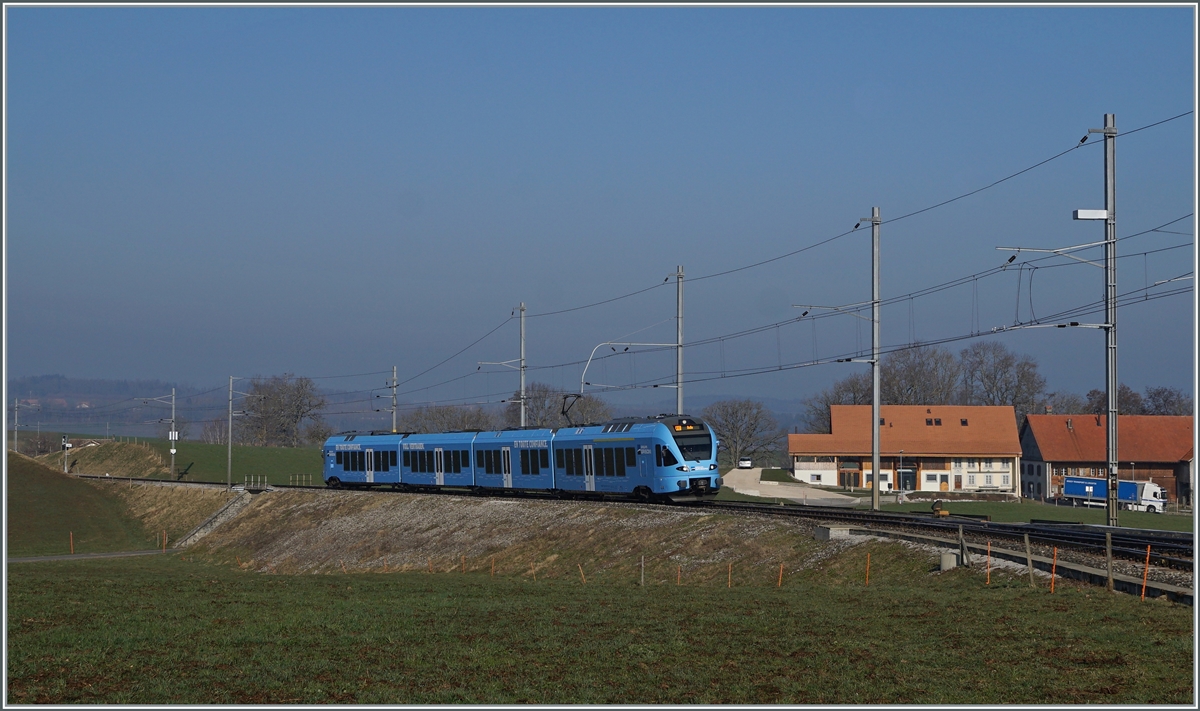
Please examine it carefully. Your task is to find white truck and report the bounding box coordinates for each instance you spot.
[1061,476,1169,513]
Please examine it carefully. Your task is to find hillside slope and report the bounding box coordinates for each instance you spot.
[6,453,154,556]
[37,441,168,478]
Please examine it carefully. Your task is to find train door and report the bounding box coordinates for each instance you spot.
[434,448,445,486]
[583,444,596,491]
[365,449,375,484]
[501,447,512,488]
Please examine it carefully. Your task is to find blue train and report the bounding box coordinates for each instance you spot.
[322,414,722,502]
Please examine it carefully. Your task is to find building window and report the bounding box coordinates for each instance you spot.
[985,474,994,486]
[926,473,937,483]
[968,474,976,486]
[926,418,933,426]
[811,473,822,483]
[1003,475,1010,486]
[934,418,942,426]
[961,419,968,426]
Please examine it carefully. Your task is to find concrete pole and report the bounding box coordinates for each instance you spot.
[227,376,233,490]
[1101,113,1119,528]
[866,207,882,513]
[13,398,17,453]
[520,303,526,427]
[676,266,684,415]
[392,366,398,434]
[169,387,176,478]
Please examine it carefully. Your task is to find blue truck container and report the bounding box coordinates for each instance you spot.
[1061,475,1168,513]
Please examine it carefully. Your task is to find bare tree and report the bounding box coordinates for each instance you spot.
[959,341,1046,425]
[399,404,496,434]
[237,374,329,447]
[800,371,872,434]
[702,399,783,466]
[1143,386,1193,416]
[1039,391,1090,416]
[1087,384,1145,415]
[505,382,612,428]
[881,344,961,406]
[200,418,227,445]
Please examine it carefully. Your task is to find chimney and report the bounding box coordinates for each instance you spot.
[1044,404,1053,414]
[1067,418,1073,432]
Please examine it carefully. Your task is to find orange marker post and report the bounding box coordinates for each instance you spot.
[1142,545,1151,601]
[986,541,992,585]
[428,558,433,574]
[777,562,784,588]
[865,553,871,587]
[1050,547,1058,594]
[727,562,732,589]
[70,531,74,555]
[578,563,587,584]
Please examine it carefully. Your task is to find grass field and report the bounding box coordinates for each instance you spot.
[55,439,322,486]
[6,453,154,556]
[882,500,1194,532]
[6,545,1192,704]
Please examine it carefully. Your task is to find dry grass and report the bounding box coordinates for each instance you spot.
[39,441,167,478]
[190,490,847,584]
[83,479,237,543]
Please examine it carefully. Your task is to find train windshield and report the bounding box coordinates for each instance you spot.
[672,430,713,461]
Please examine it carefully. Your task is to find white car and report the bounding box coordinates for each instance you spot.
[737,457,753,469]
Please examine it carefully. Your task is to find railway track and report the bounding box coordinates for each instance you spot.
[76,473,1193,569]
[696,500,1194,570]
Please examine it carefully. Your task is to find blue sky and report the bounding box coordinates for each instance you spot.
[4,5,1195,417]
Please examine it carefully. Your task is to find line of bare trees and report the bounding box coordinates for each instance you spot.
[198,374,331,447]
[801,341,1192,433]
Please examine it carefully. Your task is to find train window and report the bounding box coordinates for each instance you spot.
[564,449,575,475]
[661,448,679,467]
[605,447,616,476]
[335,451,343,465]
[573,449,583,475]
[390,451,398,467]
[373,451,380,471]
[484,450,493,475]
[343,456,350,472]
[462,450,470,470]
[655,444,662,467]
[477,450,484,469]
[359,451,366,471]
[626,447,636,466]
[556,449,565,470]
[530,450,540,476]
[615,449,626,477]
[539,449,549,470]
[403,450,410,467]
[520,449,530,475]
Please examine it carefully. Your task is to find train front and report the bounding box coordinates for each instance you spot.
[656,416,722,502]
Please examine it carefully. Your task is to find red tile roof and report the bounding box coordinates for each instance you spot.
[1023,414,1193,464]
[789,405,1021,456]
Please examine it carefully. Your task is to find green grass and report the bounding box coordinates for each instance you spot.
[6,547,1192,704]
[6,454,155,556]
[759,468,797,483]
[139,440,321,486]
[882,499,1194,532]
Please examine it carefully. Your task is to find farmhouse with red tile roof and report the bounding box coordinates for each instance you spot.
[789,405,1021,494]
[1019,414,1194,503]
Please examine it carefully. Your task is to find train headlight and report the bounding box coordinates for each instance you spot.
[709,464,717,470]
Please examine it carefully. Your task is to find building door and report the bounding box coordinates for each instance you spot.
[434,448,444,486]
[954,474,963,490]
[583,444,596,492]
[939,474,949,492]
[365,449,375,484]
[501,447,512,488]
